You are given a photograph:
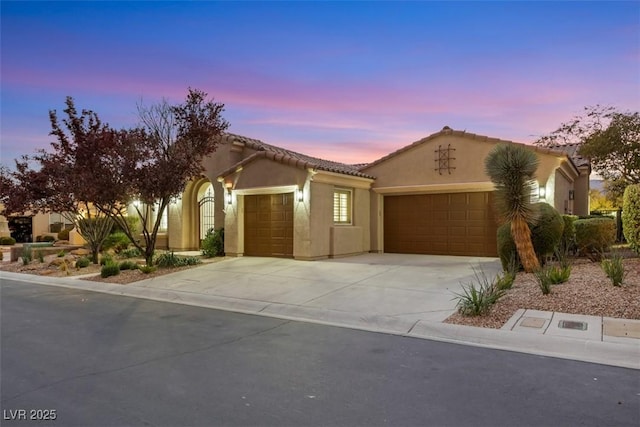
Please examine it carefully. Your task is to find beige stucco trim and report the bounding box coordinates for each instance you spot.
[373,182,494,195]
[311,170,374,189]
[232,185,299,196]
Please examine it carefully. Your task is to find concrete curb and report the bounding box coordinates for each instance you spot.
[2,271,638,370]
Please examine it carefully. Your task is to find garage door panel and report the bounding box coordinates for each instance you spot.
[244,193,294,257]
[384,192,497,257]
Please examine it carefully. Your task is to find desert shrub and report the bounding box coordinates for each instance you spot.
[100,254,114,266]
[202,228,225,257]
[21,245,33,265]
[453,267,505,316]
[119,247,141,258]
[534,268,553,295]
[547,264,571,284]
[118,260,138,270]
[100,262,120,278]
[155,251,202,268]
[601,253,626,286]
[35,250,45,263]
[57,228,70,241]
[139,265,156,274]
[76,257,91,268]
[0,237,16,245]
[560,215,578,253]
[622,184,640,255]
[495,272,516,291]
[497,203,564,269]
[57,250,66,257]
[42,235,55,242]
[102,232,131,253]
[574,218,615,260]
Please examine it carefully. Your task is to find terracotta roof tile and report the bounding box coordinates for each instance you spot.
[219,133,375,179]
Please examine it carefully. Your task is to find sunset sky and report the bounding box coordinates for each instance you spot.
[1,1,638,168]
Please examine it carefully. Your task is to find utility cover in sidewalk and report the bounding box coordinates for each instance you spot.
[603,320,640,338]
[521,317,546,328]
[558,320,587,331]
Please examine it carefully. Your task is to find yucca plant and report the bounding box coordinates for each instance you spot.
[534,268,553,295]
[602,253,626,286]
[453,267,506,316]
[485,144,541,272]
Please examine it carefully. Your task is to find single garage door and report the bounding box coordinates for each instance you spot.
[384,192,498,257]
[244,193,294,257]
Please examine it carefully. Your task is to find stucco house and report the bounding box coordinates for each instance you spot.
[157,126,590,259]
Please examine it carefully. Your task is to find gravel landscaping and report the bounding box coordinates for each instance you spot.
[445,256,640,329]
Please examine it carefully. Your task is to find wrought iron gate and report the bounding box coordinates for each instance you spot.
[199,187,215,240]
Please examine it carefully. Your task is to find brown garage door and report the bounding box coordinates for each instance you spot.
[244,193,294,257]
[384,192,497,257]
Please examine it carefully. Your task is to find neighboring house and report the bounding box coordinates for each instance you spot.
[0,206,71,243]
[152,126,591,259]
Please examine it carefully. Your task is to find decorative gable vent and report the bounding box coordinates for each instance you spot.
[435,144,456,175]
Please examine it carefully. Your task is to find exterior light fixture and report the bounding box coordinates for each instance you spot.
[226,190,232,205]
[133,200,140,207]
[538,183,546,199]
[296,187,304,202]
[569,190,575,200]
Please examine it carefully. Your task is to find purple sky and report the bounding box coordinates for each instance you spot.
[1,1,639,168]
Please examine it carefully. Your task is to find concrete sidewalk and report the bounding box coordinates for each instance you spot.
[1,254,638,369]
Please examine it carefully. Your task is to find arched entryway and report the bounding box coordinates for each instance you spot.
[198,183,215,241]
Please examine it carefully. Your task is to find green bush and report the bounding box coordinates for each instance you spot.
[118,260,138,270]
[57,250,66,257]
[139,265,156,274]
[119,247,141,258]
[155,251,202,268]
[601,253,626,286]
[534,268,553,295]
[21,245,33,265]
[495,272,516,291]
[35,250,45,263]
[202,228,225,257]
[0,237,16,245]
[497,203,564,269]
[622,184,640,255]
[574,218,615,259]
[100,254,114,266]
[453,267,506,316]
[36,235,55,243]
[57,228,70,241]
[100,262,120,278]
[560,215,578,253]
[102,232,132,253]
[76,257,91,268]
[547,264,571,284]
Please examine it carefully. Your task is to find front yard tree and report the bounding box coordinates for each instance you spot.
[485,144,541,272]
[93,88,229,266]
[536,106,640,203]
[1,100,120,263]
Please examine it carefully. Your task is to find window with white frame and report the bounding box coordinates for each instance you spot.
[333,189,352,224]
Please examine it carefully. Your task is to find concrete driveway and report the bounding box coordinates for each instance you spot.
[135,253,503,325]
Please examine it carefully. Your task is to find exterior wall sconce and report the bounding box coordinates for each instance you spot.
[133,199,141,207]
[569,190,575,200]
[226,190,232,205]
[538,184,546,199]
[296,187,304,202]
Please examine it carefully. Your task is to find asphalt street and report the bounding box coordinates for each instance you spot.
[1,279,638,427]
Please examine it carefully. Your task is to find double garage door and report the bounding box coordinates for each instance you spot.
[244,193,294,257]
[384,192,498,257]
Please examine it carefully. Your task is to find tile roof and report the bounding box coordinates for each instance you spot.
[218,133,375,179]
[548,143,591,168]
[359,126,584,173]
